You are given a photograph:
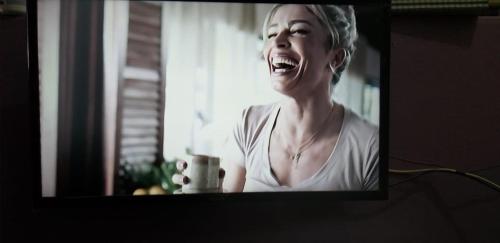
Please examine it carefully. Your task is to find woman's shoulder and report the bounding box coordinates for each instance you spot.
[242,103,276,118]
[233,103,278,140]
[239,103,277,127]
[342,107,379,145]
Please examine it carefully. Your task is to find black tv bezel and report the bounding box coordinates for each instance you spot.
[28,0,390,211]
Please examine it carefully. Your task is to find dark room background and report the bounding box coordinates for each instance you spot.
[1,2,500,242]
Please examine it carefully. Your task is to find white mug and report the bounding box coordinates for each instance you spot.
[182,155,220,193]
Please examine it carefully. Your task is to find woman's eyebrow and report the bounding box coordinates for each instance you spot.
[268,23,278,29]
[268,19,313,29]
[288,20,313,26]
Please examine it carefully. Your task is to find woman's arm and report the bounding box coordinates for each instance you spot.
[220,107,253,192]
[363,128,379,190]
[222,162,246,192]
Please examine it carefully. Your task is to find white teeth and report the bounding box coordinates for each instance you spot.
[272,56,298,67]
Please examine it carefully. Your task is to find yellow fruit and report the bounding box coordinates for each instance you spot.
[148,185,167,195]
[133,188,148,196]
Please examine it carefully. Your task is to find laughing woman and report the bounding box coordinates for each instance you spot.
[175,4,379,192]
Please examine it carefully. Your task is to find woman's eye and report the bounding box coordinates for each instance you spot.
[292,29,309,35]
[267,33,277,38]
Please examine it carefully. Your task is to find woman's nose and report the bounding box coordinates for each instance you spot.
[273,31,290,48]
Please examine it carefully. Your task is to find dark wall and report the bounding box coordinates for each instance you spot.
[0,15,35,242]
[1,14,499,242]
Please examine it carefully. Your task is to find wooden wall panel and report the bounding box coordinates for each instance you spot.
[116,2,165,167]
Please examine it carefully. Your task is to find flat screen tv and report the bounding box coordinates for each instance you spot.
[28,0,389,208]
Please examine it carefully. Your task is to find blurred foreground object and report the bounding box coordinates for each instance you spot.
[0,0,26,15]
[117,159,179,195]
[391,0,500,14]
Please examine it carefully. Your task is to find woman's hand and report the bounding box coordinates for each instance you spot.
[171,160,226,193]
[171,160,190,190]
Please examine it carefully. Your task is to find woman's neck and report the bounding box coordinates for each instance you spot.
[276,91,335,147]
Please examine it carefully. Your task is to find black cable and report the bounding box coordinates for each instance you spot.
[389,172,427,188]
[389,155,446,168]
[469,164,500,173]
[387,156,500,192]
[390,155,500,173]
[389,169,500,192]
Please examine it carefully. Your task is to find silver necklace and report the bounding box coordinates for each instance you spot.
[275,105,335,168]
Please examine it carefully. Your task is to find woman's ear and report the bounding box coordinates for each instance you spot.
[330,48,346,70]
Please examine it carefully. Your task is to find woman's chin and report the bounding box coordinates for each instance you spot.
[271,78,297,94]
[269,66,301,93]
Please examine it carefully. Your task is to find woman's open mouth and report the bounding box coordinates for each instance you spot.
[271,56,299,75]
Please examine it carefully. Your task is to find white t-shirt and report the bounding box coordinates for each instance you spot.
[222,103,379,192]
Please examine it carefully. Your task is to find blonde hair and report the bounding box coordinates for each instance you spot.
[262,4,358,85]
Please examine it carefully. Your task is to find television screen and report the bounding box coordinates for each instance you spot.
[33,0,388,200]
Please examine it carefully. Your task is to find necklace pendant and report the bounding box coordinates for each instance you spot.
[294,152,301,168]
